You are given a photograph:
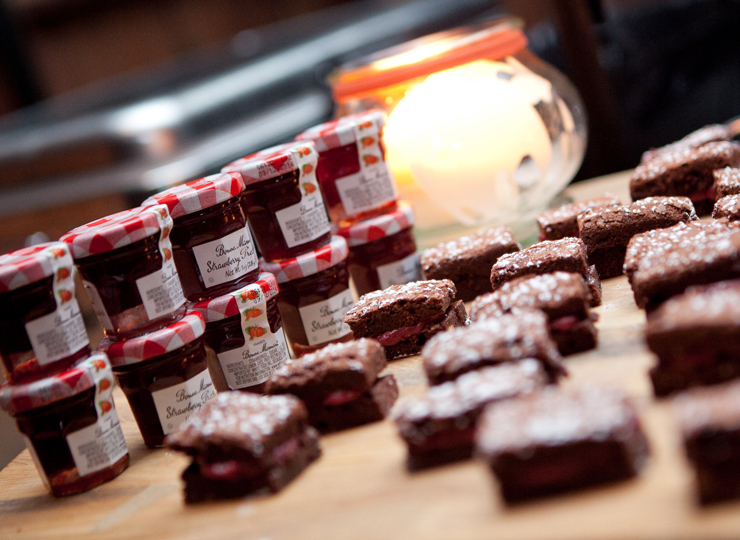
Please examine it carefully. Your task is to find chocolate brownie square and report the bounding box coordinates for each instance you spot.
[343,280,467,360]
[421,227,521,302]
[577,196,697,278]
[266,339,398,432]
[165,393,321,503]
[422,311,566,385]
[675,381,740,504]
[646,279,740,396]
[713,194,740,221]
[624,220,740,310]
[475,385,650,503]
[714,167,740,199]
[471,272,597,356]
[394,359,547,470]
[490,237,602,307]
[631,141,740,215]
[536,193,620,241]
[640,124,732,164]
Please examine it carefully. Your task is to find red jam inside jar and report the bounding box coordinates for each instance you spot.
[1,353,130,497]
[193,273,290,393]
[142,173,260,302]
[296,110,398,227]
[0,243,90,382]
[337,202,421,297]
[103,312,215,448]
[261,236,354,357]
[61,205,186,341]
[222,141,332,261]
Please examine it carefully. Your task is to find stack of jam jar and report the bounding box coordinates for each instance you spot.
[0,242,129,496]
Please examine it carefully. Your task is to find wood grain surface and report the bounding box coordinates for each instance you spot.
[3,172,740,540]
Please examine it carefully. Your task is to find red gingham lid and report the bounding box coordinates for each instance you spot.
[0,352,114,415]
[295,110,385,152]
[221,141,317,185]
[0,242,74,293]
[260,235,348,283]
[192,272,279,322]
[336,201,415,247]
[141,172,244,219]
[60,204,172,259]
[101,311,205,367]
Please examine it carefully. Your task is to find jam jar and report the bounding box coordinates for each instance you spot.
[0,352,129,497]
[101,311,215,448]
[295,109,398,227]
[142,172,259,302]
[222,141,332,261]
[61,205,186,341]
[261,235,354,356]
[337,201,421,297]
[0,242,90,382]
[192,272,290,393]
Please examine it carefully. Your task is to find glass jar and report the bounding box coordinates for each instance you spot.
[102,311,215,448]
[337,201,421,296]
[192,272,290,393]
[0,242,90,382]
[61,205,186,340]
[142,172,259,302]
[261,236,354,356]
[329,18,587,247]
[0,352,129,497]
[222,141,332,261]
[295,110,398,227]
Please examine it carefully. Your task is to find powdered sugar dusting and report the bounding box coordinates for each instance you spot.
[421,227,518,268]
[345,279,456,319]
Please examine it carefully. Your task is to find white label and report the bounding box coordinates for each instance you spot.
[25,299,89,365]
[275,191,331,248]
[151,370,215,435]
[298,288,354,346]
[136,258,186,321]
[217,327,290,389]
[82,280,113,331]
[191,226,259,289]
[376,252,422,290]
[67,410,128,477]
[335,164,396,216]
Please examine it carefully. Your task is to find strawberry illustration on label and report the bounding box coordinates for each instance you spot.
[99,400,112,414]
[92,359,107,370]
[362,154,379,166]
[239,288,260,303]
[161,226,170,240]
[50,248,66,258]
[358,121,373,129]
[361,136,375,147]
[302,163,314,175]
[56,267,71,280]
[58,289,73,303]
[244,308,262,320]
[297,147,312,157]
[163,248,172,261]
[99,379,111,391]
[155,207,168,220]
[246,326,266,340]
[302,182,317,195]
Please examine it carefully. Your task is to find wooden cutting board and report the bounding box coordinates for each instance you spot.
[3,172,740,540]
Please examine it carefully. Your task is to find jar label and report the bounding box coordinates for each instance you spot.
[191,225,259,289]
[151,369,215,435]
[82,280,114,331]
[136,257,186,322]
[298,288,354,346]
[335,165,396,217]
[67,409,128,477]
[376,252,422,290]
[25,299,89,366]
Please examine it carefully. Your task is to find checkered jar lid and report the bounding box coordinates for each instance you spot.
[101,311,206,367]
[336,201,415,247]
[222,141,318,185]
[0,352,115,415]
[192,272,279,322]
[60,204,173,259]
[295,110,386,152]
[0,242,75,293]
[141,172,244,219]
[260,235,348,283]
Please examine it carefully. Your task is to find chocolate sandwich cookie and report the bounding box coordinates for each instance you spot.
[713,194,740,221]
[475,385,650,503]
[536,193,620,241]
[343,279,467,360]
[421,227,520,302]
[640,124,732,164]
[713,167,740,200]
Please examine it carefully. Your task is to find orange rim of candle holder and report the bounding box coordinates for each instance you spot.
[331,18,528,101]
